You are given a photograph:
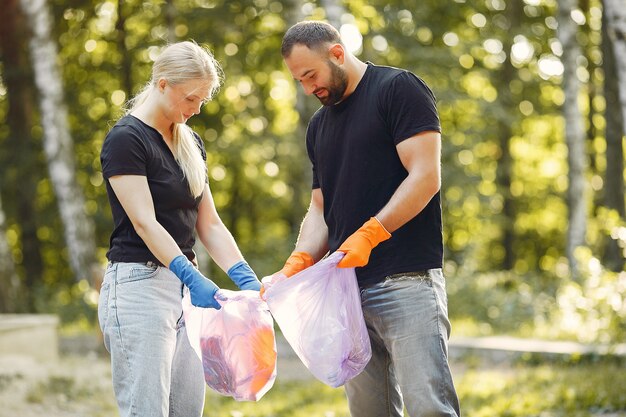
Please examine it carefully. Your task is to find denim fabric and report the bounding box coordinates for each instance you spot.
[344,269,460,417]
[98,262,205,417]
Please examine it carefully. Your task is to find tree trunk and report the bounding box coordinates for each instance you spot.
[581,0,599,183]
[282,0,318,239]
[116,0,133,99]
[19,0,97,283]
[601,2,626,271]
[0,191,20,313]
[494,0,523,270]
[0,0,45,311]
[165,0,176,43]
[320,0,344,28]
[557,0,587,277]
[603,0,626,126]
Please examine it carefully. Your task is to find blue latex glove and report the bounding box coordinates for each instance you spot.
[227,261,262,291]
[169,255,220,309]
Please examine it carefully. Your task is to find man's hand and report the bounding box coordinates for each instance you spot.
[281,251,314,277]
[259,251,315,299]
[337,217,391,268]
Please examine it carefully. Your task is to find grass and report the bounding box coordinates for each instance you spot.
[458,361,626,417]
[204,380,349,417]
[10,347,625,417]
[203,360,626,417]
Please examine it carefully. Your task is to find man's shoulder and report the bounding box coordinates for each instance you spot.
[367,62,412,84]
[309,104,327,124]
[367,63,434,102]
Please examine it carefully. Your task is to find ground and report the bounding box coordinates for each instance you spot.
[1,333,625,417]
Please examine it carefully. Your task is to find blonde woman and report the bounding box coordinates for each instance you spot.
[99,41,261,417]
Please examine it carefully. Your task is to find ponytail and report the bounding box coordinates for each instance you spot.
[173,123,206,198]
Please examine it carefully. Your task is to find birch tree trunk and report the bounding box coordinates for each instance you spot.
[557,0,587,277]
[601,1,626,271]
[603,0,626,127]
[19,0,97,282]
[0,192,20,313]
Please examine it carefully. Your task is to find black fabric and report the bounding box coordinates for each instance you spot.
[100,115,206,265]
[305,63,443,287]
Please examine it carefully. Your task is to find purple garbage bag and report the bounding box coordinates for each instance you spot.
[183,289,277,401]
[262,251,371,387]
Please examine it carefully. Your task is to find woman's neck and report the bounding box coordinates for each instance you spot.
[131,91,173,141]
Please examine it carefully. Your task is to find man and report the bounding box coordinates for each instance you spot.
[278,21,460,417]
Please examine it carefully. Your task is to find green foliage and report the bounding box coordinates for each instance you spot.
[447,266,557,338]
[0,0,623,346]
[551,251,626,344]
[447,231,626,343]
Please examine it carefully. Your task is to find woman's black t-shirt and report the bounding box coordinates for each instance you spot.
[305,63,443,287]
[100,115,206,265]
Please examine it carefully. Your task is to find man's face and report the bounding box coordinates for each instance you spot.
[284,44,348,106]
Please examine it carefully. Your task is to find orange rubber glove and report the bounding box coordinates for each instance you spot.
[281,251,315,277]
[259,251,314,299]
[337,217,391,268]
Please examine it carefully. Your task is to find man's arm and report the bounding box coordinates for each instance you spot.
[337,130,441,268]
[293,188,329,262]
[376,130,441,232]
[277,188,329,277]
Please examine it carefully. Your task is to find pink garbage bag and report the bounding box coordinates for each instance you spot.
[183,289,277,401]
[262,251,371,387]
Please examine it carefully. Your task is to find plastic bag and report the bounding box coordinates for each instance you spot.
[183,289,277,401]
[262,252,371,387]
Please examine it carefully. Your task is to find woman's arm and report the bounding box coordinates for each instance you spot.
[195,183,245,271]
[108,174,221,307]
[108,175,182,265]
[195,183,261,290]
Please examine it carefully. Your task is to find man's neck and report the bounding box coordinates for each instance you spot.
[344,58,368,98]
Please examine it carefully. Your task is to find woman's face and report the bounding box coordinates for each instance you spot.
[160,78,211,124]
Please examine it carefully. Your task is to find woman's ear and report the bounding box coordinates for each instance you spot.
[158,78,167,93]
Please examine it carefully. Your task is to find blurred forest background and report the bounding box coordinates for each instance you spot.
[0,0,624,345]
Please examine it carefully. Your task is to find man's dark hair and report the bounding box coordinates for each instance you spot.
[281,21,343,58]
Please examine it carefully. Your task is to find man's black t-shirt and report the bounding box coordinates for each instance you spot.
[100,115,206,265]
[306,63,443,287]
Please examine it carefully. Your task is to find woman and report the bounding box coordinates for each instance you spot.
[98,41,261,417]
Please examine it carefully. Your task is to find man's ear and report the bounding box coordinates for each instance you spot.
[328,43,345,65]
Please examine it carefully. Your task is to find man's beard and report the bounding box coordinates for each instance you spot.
[316,60,349,106]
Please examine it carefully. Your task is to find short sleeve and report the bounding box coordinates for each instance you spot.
[380,71,441,145]
[100,125,149,179]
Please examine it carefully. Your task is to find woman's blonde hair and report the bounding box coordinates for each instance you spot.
[127,41,222,198]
